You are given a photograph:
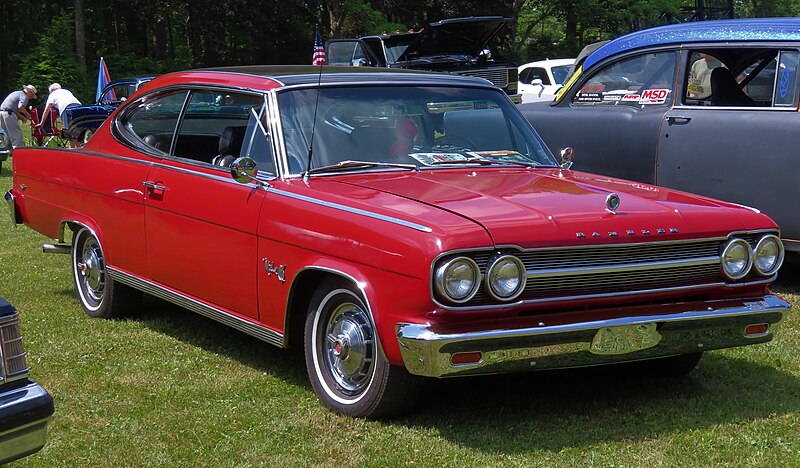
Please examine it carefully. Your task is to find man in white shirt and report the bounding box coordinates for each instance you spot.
[41,83,81,128]
[39,83,82,147]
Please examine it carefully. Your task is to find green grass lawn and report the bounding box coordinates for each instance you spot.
[2,158,799,467]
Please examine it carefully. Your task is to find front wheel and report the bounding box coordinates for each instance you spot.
[72,227,141,318]
[304,279,421,418]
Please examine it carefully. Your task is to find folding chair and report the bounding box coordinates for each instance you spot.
[29,106,64,147]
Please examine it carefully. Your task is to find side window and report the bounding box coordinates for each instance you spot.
[241,106,276,175]
[573,51,676,106]
[122,91,188,153]
[327,41,375,66]
[686,52,726,100]
[774,51,799,107]
[529,68,551,85]
[174,90,265,166]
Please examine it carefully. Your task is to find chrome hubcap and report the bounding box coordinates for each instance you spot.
[323,302,374,395]
[78,237,105,304]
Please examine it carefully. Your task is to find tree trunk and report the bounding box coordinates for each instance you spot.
[75,0,86,71]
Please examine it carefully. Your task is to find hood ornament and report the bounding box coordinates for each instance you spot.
[605,193,621,214]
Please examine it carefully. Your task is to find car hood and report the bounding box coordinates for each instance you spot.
[394,17,510,62]
[332,168,769,248]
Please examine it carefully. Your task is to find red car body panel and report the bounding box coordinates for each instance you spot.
[7,68,788,376]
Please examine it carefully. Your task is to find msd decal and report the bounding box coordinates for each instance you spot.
[639,89,669,104]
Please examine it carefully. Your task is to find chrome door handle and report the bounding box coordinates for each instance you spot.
[666,116,691,125]
[142,181,167,191]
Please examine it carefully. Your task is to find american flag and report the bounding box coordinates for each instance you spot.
[312,26,326,66]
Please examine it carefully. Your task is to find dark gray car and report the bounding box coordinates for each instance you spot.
[521,18,800,254]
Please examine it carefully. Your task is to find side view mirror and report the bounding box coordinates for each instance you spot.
[560,147,574,170]
[351,58,369,67]
[478,48,492,61]
[531,78,544,87]
[231,157,259,183]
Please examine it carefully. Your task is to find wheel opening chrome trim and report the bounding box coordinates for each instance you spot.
[107,267,284,348]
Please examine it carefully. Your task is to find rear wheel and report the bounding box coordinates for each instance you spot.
[304,279,421,418]
[72,227,141,318]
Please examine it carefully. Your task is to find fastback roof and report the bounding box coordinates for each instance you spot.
[196,65,493,88]
[584,17,800,70]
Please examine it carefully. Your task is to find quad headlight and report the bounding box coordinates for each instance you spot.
[485,255,526,301]
[435,257,480,303]
[721,238,753,280]
[753,234,784,276]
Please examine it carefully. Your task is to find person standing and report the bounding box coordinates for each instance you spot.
[41,83,81,128]
[0,85,37,148]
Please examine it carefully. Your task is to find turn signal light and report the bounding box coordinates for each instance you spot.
[744,323,769,337]
[451,352,482,365]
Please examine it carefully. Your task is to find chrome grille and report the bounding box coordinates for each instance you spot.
[455,68,510,89]
[0,314,29,382]
[465,238,726,306]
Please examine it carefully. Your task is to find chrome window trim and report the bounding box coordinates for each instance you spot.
[267,188,432,233]
[107,267,284,348]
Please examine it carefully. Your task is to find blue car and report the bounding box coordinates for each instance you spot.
[522,18,800,255]
[64,76,154,145]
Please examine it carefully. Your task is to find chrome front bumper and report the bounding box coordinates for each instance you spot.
[0,382,54,464]
[4,189,20,225]
[396,294,791,377]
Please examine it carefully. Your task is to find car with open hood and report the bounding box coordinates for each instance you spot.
[326,16,520,99]
[520,18,800,255]
[5,65,790,418]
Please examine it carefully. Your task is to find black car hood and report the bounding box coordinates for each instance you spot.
[394,16,510,62]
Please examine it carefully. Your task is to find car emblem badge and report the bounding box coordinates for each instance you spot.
[262,258,286,283]
[605,193,621,214]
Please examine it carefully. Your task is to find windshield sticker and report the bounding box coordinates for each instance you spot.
[575,92,603,103]
[603,94,622,101]
[621,94,641,101]
[408,153,470,165]
[639,89,670,104]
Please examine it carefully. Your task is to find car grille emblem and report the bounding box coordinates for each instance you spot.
[605,193,621,214]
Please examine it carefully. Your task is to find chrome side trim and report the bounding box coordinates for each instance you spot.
[396,294,791,377]
[268,188,433,233]
[107,267,284,348]
[524,256,719,278]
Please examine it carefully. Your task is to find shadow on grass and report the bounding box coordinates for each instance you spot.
[127,292,800,454]
[403,355,800,453]
[134,295,308,388]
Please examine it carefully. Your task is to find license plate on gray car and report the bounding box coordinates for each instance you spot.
[589,323,662,355]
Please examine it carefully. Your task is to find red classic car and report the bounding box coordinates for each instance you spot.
[5,66,790,418]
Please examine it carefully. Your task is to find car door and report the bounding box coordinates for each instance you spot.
[657,48,800,246]
[524,50,677,183]
[125,88,269,321]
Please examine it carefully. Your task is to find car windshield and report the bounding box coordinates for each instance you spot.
[552,65,571,84]
[278,85,555,174]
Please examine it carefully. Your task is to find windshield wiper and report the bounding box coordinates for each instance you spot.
[303,160,419,178]
[427,157,545,168]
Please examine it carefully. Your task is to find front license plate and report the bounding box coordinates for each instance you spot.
[589,323,662,355]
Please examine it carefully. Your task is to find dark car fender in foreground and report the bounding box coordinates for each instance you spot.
[0,296,54,464]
